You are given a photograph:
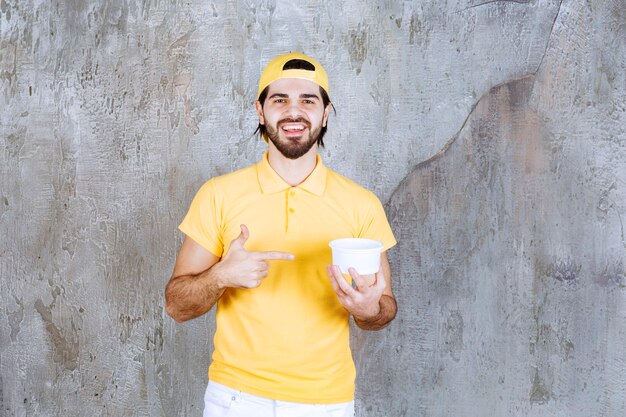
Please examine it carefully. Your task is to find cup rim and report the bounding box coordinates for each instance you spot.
[329,238,384,252]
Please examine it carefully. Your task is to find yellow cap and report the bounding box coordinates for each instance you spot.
[257,52,329,99]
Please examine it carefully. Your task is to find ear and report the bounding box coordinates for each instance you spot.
[255,101,265,125]
[322,102,331,127]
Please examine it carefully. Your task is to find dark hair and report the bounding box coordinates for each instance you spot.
[255,59,335,147]
[283,58,316,71]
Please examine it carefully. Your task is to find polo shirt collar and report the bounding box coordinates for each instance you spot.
[257,151,327,196]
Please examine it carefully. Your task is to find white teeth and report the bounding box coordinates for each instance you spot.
[283,125,304,131]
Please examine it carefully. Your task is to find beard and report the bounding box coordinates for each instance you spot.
[265,117,323,160]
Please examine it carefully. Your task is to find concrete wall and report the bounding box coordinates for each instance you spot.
[1,0,624,416]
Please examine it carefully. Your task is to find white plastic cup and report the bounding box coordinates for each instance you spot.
[328,238,384,275]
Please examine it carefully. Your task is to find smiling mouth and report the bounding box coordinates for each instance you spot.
[279,119,310,137]
[281,124,306,133]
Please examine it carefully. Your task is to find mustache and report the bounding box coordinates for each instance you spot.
[278,117,311,127]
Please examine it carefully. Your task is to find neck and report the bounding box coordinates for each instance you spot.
[267,145,318,186]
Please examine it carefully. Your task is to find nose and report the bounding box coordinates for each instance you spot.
[285,101,303,119]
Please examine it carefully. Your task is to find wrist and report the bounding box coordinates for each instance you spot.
[210,262,228,290]
[354,303,382,323]
[354,295,397,330]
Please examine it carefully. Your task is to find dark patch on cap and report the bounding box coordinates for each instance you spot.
[283,59,315,72]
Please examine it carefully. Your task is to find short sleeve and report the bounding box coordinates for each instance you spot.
[358,192,397,252]
[178,180,224,257]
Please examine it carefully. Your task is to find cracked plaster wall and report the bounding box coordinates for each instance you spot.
[1,0,624,416]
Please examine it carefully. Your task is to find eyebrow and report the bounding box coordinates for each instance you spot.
[268,93,289,99]
[267,93,321,100]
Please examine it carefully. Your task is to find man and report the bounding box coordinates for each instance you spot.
[165,52,397,417]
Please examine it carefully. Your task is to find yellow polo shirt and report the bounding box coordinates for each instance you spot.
[179,152,396,403]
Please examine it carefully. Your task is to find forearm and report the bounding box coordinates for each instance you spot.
[165,265,225,323]
[354,294,397,330]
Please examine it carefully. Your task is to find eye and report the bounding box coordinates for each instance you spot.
[273,98,286,103]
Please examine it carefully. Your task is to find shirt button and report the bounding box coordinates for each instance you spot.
[290,191,295,196]
[289,208,295,213]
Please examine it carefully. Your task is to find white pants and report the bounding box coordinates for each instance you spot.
[203,381,355,417]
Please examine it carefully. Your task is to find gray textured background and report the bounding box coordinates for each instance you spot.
[1,0,624,416]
